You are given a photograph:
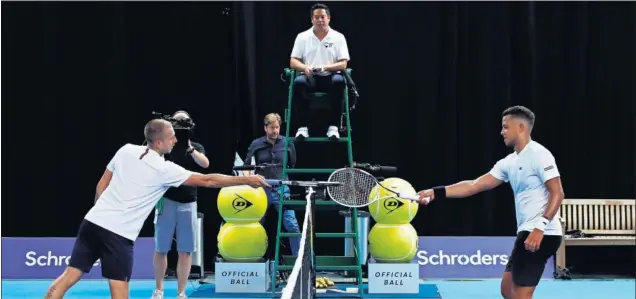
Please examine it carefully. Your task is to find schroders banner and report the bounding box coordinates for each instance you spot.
[1,237,155,279]
[371,237,555,279]
[416,237,555,279]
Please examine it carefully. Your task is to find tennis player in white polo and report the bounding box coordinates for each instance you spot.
[44,119,269,299]
[417,106,565,299]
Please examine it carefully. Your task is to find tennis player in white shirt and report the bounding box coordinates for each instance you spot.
[417,106,565,299]
[44,119,270,299]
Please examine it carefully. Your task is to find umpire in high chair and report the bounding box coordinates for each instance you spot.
[151,110,210,299]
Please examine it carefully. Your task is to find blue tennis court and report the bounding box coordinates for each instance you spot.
[2,278,634,299]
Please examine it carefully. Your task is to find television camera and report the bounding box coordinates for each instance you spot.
[151,111,196,145]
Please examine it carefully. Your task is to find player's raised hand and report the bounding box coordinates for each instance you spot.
[417,189,435,205]
[245,175,271,188]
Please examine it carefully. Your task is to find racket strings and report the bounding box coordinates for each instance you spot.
[328,169,377,206]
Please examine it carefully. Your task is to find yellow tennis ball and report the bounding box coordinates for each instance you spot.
[368,177,419,224]
[217,222,268,263]
[368,223,419,263]
[217,185,268,223]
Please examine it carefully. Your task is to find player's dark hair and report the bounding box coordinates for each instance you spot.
[502,106,535,130]
[310,3,330,17]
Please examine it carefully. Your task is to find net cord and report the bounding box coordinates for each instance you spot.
[280,188,314,299]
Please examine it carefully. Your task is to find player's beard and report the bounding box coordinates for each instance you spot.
[504,138,515,148]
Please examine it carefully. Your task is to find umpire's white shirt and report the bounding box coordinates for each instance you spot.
[85,144,193,241]
[290,27,350,76]
[489,140,563,236]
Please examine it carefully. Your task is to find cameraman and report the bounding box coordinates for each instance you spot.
[151,111,209,299]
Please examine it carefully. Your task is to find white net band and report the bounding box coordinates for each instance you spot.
[280,188,315,299]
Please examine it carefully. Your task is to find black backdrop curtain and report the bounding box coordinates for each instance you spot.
[2,1,239,271]
[3,1,635,274]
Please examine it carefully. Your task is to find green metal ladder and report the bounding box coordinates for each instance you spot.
[271,68,364,297]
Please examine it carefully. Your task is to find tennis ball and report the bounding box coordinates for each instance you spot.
[368,177,419,224]
[218,222,268,262]
[368,223,419,263]
[217,185,268,223]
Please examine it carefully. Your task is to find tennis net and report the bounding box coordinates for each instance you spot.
[280,188,317,299]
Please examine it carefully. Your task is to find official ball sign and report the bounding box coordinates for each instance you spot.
[1,237,155,279]
[214,262,269,293]
[368,263,419,294]
[370,237,555,279]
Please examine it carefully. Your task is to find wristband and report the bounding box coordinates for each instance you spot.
[432,186,447,200]
[535,217,550,231]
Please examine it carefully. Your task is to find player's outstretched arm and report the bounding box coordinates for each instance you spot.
[444,173,504,198]
[417,173,503,204]
[183,173,270,189]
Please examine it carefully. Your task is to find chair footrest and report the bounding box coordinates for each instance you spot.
[288,137,350,142]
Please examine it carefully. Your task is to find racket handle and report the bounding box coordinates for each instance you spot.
[266,179,282,186]
[401,194,430,204]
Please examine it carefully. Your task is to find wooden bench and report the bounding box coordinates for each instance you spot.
[555,199,636,271]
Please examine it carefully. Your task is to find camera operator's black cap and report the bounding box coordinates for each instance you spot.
[173,110,191,119]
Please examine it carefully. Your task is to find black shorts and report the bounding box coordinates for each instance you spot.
[68,219,134,281]
[504,230,562,287]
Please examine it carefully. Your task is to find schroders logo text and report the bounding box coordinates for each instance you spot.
[379,237,555,279]
[24,250,101,267]
[2,237,155,279]
[416,249,509,266]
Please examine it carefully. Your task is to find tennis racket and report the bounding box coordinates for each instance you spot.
[326,167,430,208]
[265,179,343,188]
